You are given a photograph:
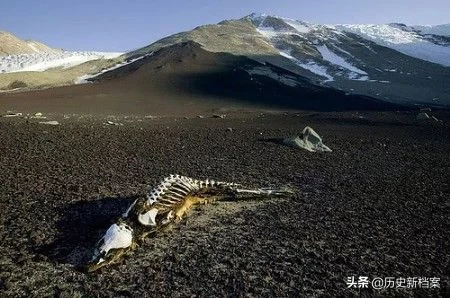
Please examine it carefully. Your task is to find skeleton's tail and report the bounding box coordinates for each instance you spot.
[149,175,294,201]
[233,186,295,197]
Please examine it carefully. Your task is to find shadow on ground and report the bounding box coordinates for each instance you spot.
[259,138,286,147]
[35,196,138,269]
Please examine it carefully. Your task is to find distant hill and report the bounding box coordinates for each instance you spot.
[0,31,61,56]
[0,41,405,114]
[1,15,449,108]
[122,14,450,107]
[0,31,123,91]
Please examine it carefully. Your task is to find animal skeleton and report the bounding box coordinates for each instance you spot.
[86,174,293,272]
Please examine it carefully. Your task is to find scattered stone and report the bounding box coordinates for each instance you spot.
[31,112,47,119]
[144,115,157,119]
[226,127,233,132]
[29,230,46,246]
[3,111,22,117]
[212,114,226,119]
[105,120,123,126]
[197,115,205,119]
[39,120,59,125]
[282,126,332,152]
[416,112,430,120]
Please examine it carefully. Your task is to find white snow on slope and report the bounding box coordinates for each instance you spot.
[299,61,334,82]
[283,19,311,34]
[280,51,334,82]
[256,26,281,39]
[249,13,313,34]
[0,51,123,73]
[245,65,299,87]
[335,24,450,66]
[412,24,450,37]
[75,54,151,84]
[251,14,449,67]
[252,14,313,37]
[27,42,40,53]
[316,45,367,75]
[332,45,355,58]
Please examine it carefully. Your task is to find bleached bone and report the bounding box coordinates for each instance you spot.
[235,187,294,196]
[91,223,133,263]
[137,208,159,226]
[283,126,332,152]
[87,175,294,272]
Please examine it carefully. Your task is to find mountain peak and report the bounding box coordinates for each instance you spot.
[246,12,268,20]
[0,30,59,56]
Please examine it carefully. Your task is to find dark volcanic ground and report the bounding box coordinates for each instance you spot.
[0,111,449,297]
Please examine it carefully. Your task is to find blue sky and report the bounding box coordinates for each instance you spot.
[1,0,448,52]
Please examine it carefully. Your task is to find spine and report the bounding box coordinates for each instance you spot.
[146,174,241,205]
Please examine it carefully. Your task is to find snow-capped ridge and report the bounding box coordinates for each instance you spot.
[0,51,123,73]
[335,23,450,66]
[0,30,123,73]
[412,24,450,37]
[248,14,449,67]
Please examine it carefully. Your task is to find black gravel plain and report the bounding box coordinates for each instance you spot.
[0,111,448,297]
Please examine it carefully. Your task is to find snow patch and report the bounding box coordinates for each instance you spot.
[416,112,430,120]
[316,45,367,75]
[331,45,355,58]
[280,50,333,82]
[279,51,295,60]
[256,27,280,39]
[353,75,370,81]
[336,24,450,66]
[27,43,40,53]
[283,19,311,34]
[412,24,450,37]
[245,66,299,87]
[74,54,150,84]
[297,61,334,82]
[0,51,123,73]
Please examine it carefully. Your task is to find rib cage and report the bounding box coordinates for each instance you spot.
[144,174,240,209]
